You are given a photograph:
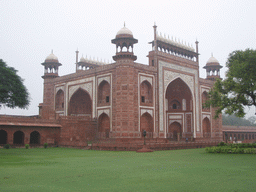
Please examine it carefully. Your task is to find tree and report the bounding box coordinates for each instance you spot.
[0,59,30,109]
[205,49,256,118]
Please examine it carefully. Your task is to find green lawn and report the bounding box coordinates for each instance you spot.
[0,147,255,192]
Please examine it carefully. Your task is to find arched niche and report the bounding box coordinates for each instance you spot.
[13,131,24,145]
[30,131,40,144]
[140,112,153,138]
[202,91,210,112]
[55,89,64,111]
[168,122,182,141]
[68,88,92,116]
[98,113,110,138]
[165,78,192,112]
[0,130,7,144]
[98,80,110,106]
[140,80,153,106]
[202,117,211,138]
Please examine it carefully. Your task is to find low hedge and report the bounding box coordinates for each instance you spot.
[206,142,256,154]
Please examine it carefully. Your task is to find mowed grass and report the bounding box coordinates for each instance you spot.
[0,148,255,192]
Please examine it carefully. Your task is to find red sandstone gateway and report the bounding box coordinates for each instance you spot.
[2,24,252,150]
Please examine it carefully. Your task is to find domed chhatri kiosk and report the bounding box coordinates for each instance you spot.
[2,24,240,150]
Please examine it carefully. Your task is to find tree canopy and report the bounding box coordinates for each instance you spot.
[0,59,30,109]
[205,49,256,118]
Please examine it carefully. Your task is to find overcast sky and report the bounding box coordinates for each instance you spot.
[0,0,256,118]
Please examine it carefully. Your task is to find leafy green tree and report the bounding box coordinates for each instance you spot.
[205,49,256,117]
[0,59,30,109]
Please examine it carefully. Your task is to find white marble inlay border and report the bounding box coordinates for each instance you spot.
[141,109,153,117]
[158,60,199,137]
[68,82,92,101]
[98,109,110,118]
[140,76,153,86]
[98,76,110,86]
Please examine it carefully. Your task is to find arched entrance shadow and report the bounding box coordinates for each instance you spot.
[13,131,24,145]
[30,131,40,144]
[0,130,7,144]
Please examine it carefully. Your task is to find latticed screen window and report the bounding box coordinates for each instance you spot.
[106,96,109,103]
[141,96,145,103]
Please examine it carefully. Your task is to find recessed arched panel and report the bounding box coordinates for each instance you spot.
[55,89,64,111]
[140,80,153,105]
[30,131,40,144]
[202,117,211,138]
[168,122,182,140]
[202,91,210,112]
[98,113,110,138]
[13,131,24,145]
[140,112,153,138]
[98,80,110,106]
[69,88,92,116]
[0,130,7,144]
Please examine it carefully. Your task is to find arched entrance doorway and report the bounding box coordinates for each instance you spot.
[202,118,211,138]
[0,130,7,144]
[98,113,110,138]
[13,131,24,145]
[166,78,193,138]
[168,122,182,141]
[30,131,40,144]
[69,88,92,116]
[140,112,153,138]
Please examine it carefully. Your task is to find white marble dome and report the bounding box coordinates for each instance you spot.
[116,26,133,37]
[45,51,59,63]
[206,56,219,64]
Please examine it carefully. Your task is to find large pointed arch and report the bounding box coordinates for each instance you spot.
[202,117,211,138]
[165,78,192,112]
[98,113,110,138]
[140,112,153,138]
[68,88,92,116]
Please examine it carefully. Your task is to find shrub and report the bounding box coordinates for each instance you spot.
[4,144,10,149]
[218,142,227,146]
[25,144,29,149]
[44,143,48,149]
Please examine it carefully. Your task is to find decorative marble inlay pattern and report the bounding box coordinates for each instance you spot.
[98,109,110,118]
[201,87,210,93]
[98,76,110,86]
[69,82,92,101]
[169,115,182,119]
[55,86,64,93]
[158,60,199,136]
[140,76,153,86]
[169,120,182,125]
[202,114,211,120]
[141,109,153,117]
